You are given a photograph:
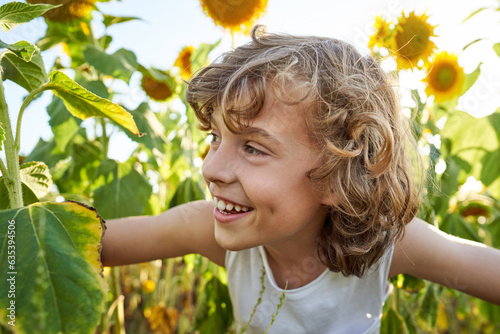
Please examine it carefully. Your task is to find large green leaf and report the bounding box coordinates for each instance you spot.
[47,96,82,152]
[92,159,152,219]
[0,48,46,92]
[43,71,141,135]
[0,2,56,32]
[121,103,168,153]
[83,46,137,83]
[0,201,107,333]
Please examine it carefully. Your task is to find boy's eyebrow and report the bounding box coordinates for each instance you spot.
[211,117,282,146]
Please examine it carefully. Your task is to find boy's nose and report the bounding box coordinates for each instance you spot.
[202,145,237,185]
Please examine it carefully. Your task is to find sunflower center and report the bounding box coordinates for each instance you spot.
[434,65,457,91]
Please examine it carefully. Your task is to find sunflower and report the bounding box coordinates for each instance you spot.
[390,11,437,69]
[199,0,268,33]
[174,46,194,79]
[368,15,392,50]
[423,52,464,102]
[141,68,175,102]
[146,305,179,334]
[26,0,96,22]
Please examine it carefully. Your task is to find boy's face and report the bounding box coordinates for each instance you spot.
[202,86,329,253]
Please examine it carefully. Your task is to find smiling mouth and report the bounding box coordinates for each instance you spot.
[213,197,253,215]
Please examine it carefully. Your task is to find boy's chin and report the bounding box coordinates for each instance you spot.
[215,234,256,252]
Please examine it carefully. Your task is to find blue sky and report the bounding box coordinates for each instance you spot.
[1,0,498,161]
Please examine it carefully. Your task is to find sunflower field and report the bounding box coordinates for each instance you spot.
[0,1,499,334]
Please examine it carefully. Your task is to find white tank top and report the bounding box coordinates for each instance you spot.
[225,245,394,334]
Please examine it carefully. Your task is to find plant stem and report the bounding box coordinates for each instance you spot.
[0,72,23,208]
[99,118,109,158]
[110,267,125,334]
[15,85,46,153]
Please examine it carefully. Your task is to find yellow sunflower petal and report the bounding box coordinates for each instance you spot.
[174,46,194,79]
[368,15,392,50]
[390,11,437,69]
[199,0,268,34]
[423,52,464,102]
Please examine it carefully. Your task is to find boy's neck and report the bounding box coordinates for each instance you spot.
[263,243,327,289]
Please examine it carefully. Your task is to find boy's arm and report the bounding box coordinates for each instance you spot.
[101,200,226,267]
[390,217,500,305]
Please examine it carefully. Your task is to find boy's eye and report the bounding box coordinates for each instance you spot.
[208,132,221,143]
[244,145,266,156]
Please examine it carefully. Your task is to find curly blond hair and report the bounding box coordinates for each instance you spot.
[187,26,421,277]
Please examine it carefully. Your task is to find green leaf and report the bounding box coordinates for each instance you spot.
[43,71,141,135]
[0,2,57,32]
[19,161,52,199]
[121,103,168,153]
[194,276,233,334]
[462,7,488,23]
[83,46,137,83]
[416,283,439,330]
[102,14,141,28]
[0,39,36,61]
[0,48,46,92]
[381,308,406,334]
[55,141,102,195]
[460,62,481,96]
[92,159,152,219]
[0,201,107,332]
[0,161,52,209]
[480,149,500,187]
[25,137,71,168]
[190,40,221,75]
[169,177,206,209]
[441,111,499,193]
[47,96,82,152]
[0,178,39,209]
[493,43,500,58]
[440,212,482,242]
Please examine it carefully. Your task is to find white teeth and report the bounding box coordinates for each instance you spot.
[213,196,251,213]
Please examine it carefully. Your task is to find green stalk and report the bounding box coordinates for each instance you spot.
[0,73,23,208]
[99,118,109,158]
[110,267,125,334]
[15,85,47,152]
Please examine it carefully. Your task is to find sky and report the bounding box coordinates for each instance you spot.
[1,0,499,162]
